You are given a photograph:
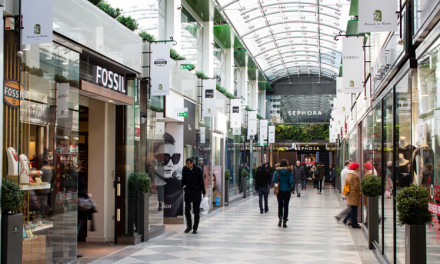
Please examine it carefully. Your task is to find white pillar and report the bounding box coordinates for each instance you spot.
[239,67,249,104]
[258,90,266,118]
[166,0,182,52]
[225,48,234,93]
[202,21,214,77]
[87,100,116,242]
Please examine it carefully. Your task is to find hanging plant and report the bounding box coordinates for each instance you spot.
[117,15,139,31]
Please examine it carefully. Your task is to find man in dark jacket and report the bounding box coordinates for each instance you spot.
[292,161,306,197]
[255,163,272,213]
[182,158,206,234]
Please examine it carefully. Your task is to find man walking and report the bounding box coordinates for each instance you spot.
[335,160,352,222]
[292,161,306,197]
[182,158,206,234]
[255,163,272,213]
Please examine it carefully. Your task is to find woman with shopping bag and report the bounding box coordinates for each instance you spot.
[182,158,206,234]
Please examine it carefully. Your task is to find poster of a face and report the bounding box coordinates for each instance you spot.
[162,123,184,218]
[212,166,222,206]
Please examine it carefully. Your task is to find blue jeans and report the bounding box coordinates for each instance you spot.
[343,205,359,227]
[301,180,307,189]
[258,187,269,212]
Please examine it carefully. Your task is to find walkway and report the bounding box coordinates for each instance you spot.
[92,186,378,264]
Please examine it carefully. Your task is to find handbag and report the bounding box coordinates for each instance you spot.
[274,171,280,195]
[78,197,97,212]
[342,180,350,196]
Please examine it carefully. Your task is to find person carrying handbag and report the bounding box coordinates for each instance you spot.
[272,160,294,228]
[342,162,361,228]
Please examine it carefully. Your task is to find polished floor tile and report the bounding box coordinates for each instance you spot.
[91,185,378,264]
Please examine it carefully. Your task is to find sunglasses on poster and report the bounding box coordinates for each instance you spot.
[156,153,181,165]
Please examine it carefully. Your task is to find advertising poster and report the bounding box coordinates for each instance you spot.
[247,111,257,139]
[163,123,184,218]
[22,0,53,44]
[342,37,364,94]
[184,100,196,145]
[56,83,69,119]
[151,42,171,96]
[358,0,397,33]
[230,99,241,128]
[202,80,216,118]
[212,166,222,207]
[259,120,268,146]
[200,126,206,144]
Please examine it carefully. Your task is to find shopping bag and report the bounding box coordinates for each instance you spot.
[200,197,209,216]
[342,180,350,196]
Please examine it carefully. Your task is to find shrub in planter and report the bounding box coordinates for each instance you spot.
[361,175,382,197]
[117,15,139,31]
[139,31,155,42]
[1,178,23,214]
[396,185,431,226]
[128,172,151,194]
[225,169,230,180]
[242,169,248,178]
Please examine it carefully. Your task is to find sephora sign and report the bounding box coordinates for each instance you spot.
[93,66,126,94]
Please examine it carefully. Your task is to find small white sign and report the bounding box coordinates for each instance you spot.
[259,120,268,146]
[57,83,69,118]
[268,126,275,144]
[230,99,241,128]
[247,111,258,139]
[232,127,241,136]
[151,42,171,96]
[358,0,398,33]
[203,80,216,118]
[155,121,165,135]
[200,127,206,144]
[21,0,53,44]
[342,37,364,93]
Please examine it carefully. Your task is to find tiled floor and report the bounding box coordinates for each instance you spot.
[90,185,378,264]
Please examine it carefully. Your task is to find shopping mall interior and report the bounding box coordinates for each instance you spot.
[0,0,439,263]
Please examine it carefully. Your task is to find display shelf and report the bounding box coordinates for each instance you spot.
[32,223,53,232]
[20,184,51,191]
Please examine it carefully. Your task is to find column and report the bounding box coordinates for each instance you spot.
[202,21,214,77]
[225,48,234,93]
[166,0,182,51]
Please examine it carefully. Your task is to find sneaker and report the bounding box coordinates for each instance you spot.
[335,216,341,222]
[260,211,263,214]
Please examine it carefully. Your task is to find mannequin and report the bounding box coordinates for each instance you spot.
[19,154,31,184]
[6,147,19,176]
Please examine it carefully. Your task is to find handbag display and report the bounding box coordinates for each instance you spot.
[274,171,280,195]
[342,180,350,196]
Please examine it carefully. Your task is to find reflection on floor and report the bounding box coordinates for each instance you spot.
[91,184,378,264]
[78,242,127,264]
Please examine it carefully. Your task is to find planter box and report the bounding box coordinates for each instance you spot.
[242,179,247,198]
[2,213,23,264]
[225,180,229,206]
[139,193,149,242]
[405,224,426,264]
[368,196,379,249]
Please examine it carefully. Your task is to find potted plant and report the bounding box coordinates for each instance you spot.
[396,185,431,264]
[242,169,248,198]
[1,178,24,264]
[128,172,151,242]
[224,169,230,206]
[360,175,382,249]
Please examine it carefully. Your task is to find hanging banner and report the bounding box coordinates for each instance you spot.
[200,127,206,144]
[259,120,268,146]
[358,0,397,33]
[56,83,69,118]
[247,111,257,139]
[230,99,241,128]
[268,125,275,144]
[202,80,216,118]
[232,127,241,136]
[150,42,171,96]
[342,37,364,94]
[21,0,53,44]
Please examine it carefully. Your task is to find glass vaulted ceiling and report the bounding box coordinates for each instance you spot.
[214,0,346,82]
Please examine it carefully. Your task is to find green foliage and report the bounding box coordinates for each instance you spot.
[245,106,254,111]
[396,185,432,226]
[128,172,151,194]
[170,49,186,61]
[275,124,329,141]
[148,104,164,112]
[187,64,196,71]
[1,179,24,214]
[97,1,122,18]
[361,175,382,197]
[54,75,79,88]
[335,167,342,176]
[88,0,101,5]
[195,71,210,79]
[117,15,139,31]
[216,84,237,99]
[225,169,230,180]
[139,31,155,42]
[257,114,264,120]
[242,169,248,178]
[22,63,44,77]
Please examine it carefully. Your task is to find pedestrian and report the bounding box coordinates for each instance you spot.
[302,163,309,190]
[292,161,306,197]
[272,159,294,228]
[335,160,352,222]
[343,162,361,228]
[182,158,206,234]
[255,163,272,213]
[317,162,325,194]
[310,163,318,188]
[329,163,336,188]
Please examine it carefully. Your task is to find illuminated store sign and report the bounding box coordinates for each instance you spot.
[93,66,126,94]
[287,110,322,116]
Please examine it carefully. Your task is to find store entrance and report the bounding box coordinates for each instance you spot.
[77,97,117,245]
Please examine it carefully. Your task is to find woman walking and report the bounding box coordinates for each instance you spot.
[273,159,294,228]
[343,162,361,228]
